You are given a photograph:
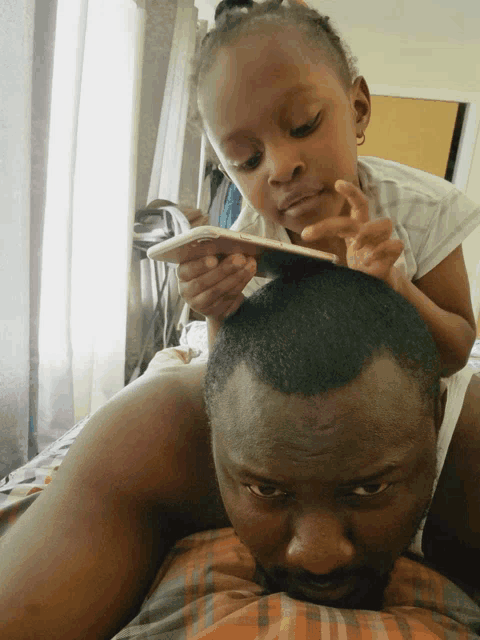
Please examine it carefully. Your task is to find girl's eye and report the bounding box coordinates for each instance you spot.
[238,112,321,171]
[241,152,262,171]
[291,113,321,138]
[247,484,286,499]
[351,482,390,497]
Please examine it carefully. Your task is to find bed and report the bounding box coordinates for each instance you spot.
[1,325,480,638]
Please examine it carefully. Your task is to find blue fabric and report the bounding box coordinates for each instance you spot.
[219,182,243,229]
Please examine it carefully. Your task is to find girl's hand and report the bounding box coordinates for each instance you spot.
[301,180,404,284]
[177,253,257,321]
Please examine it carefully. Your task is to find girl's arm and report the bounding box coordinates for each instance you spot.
[388,245,476,377]
[302,180,477,377]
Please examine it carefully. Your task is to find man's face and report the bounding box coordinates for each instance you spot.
[210,357,438,609]
[199,24,370,245]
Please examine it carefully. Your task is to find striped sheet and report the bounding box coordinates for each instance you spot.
[0,416,89,537]
[113,528,480,639]
[2,412,480,638]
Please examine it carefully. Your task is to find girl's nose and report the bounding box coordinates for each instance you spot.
[267,145,306,185]
[284,511,356,576]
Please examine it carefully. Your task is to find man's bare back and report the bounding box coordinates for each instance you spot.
[0,365,479,639]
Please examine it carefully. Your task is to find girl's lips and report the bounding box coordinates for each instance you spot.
[284,192,325,217]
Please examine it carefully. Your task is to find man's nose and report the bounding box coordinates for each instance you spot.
[285,511,356,576]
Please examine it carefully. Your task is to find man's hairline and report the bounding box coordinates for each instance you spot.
[206,348,436,417]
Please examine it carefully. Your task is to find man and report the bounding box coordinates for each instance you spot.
[0,265,479,639]
[204,264,479,609]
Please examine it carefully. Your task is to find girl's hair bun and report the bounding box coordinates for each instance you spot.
[215,0,255,23]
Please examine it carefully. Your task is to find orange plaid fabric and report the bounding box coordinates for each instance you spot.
[113,528,480,639]
[1,417,479,639]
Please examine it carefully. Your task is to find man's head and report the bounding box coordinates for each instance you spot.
[205,264,442,609]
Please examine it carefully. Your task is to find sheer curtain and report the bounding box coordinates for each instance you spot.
[1,0,203,476]
[125,0,205,382]
[0,0,146,475]
[38,0,145,451]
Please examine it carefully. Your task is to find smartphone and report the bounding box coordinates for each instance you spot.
[147,226,339,279]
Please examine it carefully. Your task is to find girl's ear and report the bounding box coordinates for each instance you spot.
[350,76,371,135]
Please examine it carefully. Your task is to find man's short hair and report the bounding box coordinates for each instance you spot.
[205,264,441,410]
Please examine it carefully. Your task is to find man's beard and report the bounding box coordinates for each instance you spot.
[251,497,434,611]
[253,561,393,610]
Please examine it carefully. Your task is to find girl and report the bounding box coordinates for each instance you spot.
[178,0,479,378]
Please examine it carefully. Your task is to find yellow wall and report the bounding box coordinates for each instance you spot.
[360,96,458,178]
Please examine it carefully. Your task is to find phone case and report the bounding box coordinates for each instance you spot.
[147,226,338,279]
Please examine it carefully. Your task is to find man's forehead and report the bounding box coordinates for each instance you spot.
[210,358,429,459]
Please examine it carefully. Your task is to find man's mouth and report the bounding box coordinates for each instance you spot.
[288,575,357,604]
[254,562,393,610]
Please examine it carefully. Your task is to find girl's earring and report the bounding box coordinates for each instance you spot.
[356,132,366,146]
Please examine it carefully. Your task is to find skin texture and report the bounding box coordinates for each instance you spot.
[0,363,479,638]
[178,24,476,366]
[210,358,439,608]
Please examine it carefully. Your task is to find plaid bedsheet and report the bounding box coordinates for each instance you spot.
[0,416,89,537]
[112,527,480,639]
[1,412,480,638]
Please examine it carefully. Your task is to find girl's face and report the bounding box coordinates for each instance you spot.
[199,25,371,243]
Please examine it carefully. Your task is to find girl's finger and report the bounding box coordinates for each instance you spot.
[180,254,252,295]
[302,216,360,241]
[352,218,393,250]
[335,180,370,224]
[365,239,404,266]
[177,255,219,282]
[185,260,256,314]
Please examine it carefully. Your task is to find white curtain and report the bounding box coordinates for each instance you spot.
[38,0,145,451]
[0,0,146,473]
[125,0,204,382]
[0,0,201,475]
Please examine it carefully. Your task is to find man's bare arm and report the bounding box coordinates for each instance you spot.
[425,373,480,595]
[0,364,226,640]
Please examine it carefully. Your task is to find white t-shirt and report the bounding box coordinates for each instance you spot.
[232,156,480,298]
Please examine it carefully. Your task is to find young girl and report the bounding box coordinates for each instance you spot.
[178,0,479,378]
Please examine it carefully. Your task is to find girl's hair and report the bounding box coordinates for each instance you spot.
[189,0,359,165]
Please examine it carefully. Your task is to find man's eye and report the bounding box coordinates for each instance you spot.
[351,482,390,497]
[247,484,286,499]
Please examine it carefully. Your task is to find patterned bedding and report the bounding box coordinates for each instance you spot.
[109,527,480,639]
[2,425,480,638]
[1,333,480,637]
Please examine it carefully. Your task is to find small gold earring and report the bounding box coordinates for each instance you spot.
[357,132,366,146]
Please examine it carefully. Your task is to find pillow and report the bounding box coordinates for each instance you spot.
[112,527,480,639]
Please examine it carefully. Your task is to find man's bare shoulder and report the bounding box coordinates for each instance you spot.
[425,373,480,589]
[0,364,229,639]
[57,363,228,529]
